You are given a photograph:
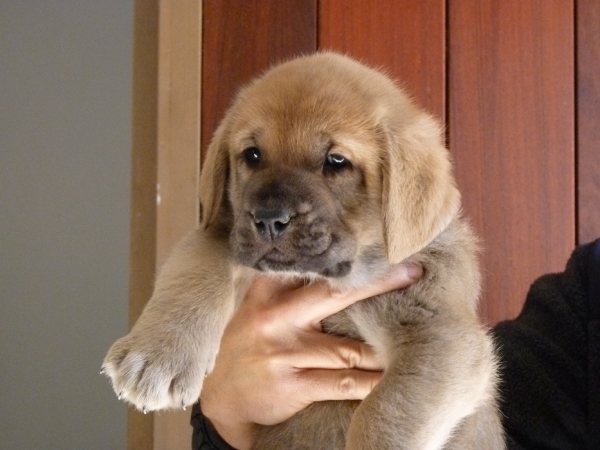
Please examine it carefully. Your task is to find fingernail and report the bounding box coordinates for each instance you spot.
[404,264,422,280]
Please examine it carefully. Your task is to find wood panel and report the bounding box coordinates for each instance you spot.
[448,0,575,323]
[130,1,202,449]
[129,1,159,448]
[319,0,446,120]
[153,1,202,449]
[202,0,317,158]
[577,0,600,245]
[155,0,202,265]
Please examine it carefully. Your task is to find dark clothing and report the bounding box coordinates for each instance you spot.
[494,239,600,450]
[191,239,600,450]
[191,403,236,450]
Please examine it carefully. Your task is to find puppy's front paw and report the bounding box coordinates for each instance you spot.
[102,330,218,412]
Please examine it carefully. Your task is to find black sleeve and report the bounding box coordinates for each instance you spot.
[191,403,237,450]
[492,238,600,450]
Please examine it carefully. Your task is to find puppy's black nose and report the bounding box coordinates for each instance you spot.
[253,209,291,240]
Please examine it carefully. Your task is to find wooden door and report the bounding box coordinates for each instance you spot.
[448,0,575,321]
[130,1,600,448]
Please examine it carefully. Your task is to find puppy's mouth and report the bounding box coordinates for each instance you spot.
[262,248,293,263]
[237,242,352,277]
[257,248,296,270]
[256,249,353,278]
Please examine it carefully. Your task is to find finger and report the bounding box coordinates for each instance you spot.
[286,333,384,371]
[283,264,422,327]
[244,274,304,308]
[295,368,383,402]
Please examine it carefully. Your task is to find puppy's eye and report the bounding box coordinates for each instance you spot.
[323,153,352,174]
[242,147,261,167]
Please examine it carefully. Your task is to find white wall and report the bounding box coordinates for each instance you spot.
[0,1,132,448]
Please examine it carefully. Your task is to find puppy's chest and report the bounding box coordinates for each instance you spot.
[320,291,405,341]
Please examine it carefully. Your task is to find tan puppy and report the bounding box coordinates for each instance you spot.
[103,53,505,449]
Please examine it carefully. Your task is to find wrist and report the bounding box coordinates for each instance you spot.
[201,403,256,450]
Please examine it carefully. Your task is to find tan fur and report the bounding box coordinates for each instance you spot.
[103,52,504,449]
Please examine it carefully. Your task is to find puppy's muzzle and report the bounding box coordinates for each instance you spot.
[253,208,292,240]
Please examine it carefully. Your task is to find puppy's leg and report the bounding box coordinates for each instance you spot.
[346,302,500,450]
[102,228,236,412]
[443,399,505,450]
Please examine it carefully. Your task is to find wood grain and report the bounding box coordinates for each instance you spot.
[130,1,203,448]
[202,0,317,158]
[577,0,600,245]
[153,1,202,448]
[129,1,158,448]
[155,0,202,264]
[448,0,575,323]
[318,0,446,121]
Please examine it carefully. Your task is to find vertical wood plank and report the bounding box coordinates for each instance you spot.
[202,0,317,158]
[319,0,446,120]
[155,0,202,264]
[154,1,202,449]
[577,0,600,245]
[448,0,575,323]
[129,1,159,448]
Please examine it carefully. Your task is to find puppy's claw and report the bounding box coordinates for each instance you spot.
[182,400,187,411]
[142,406,148,414]
[99,366,107,375]
[117,391,124,400]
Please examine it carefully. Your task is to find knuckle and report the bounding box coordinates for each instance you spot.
[340,344,361,368]
[250,308,278,334]
[326,284,347,301]
[263,353,286,374]
[336,375,357,397]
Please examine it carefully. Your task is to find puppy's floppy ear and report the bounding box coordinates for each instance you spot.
[199,120,230,229]
[381,113,461,264]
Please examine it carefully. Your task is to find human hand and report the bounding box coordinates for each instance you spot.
[200,264,422,449]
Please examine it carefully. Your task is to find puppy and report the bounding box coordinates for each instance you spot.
[103,52,505,449]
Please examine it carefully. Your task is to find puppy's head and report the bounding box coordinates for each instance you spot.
[200,53,460,278]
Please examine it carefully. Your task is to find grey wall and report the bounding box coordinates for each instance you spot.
[1,1,132,448]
